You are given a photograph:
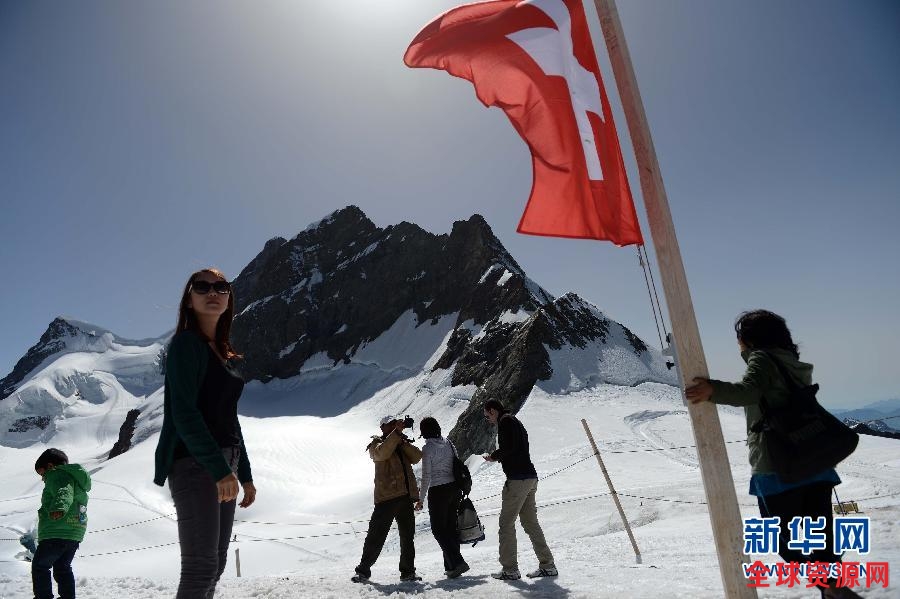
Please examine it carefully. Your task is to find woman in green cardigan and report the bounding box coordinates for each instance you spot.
[154,268,256,599]
[686,310,858,599]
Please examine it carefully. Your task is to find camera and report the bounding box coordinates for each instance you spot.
[403,415,414,429]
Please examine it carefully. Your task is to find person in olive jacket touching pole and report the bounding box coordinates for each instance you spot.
[686,310,859,599]
[154,268,256,599]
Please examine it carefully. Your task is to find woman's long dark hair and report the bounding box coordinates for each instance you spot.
[420,417,441,439]
[176,268,240,359]
[734,309,799,358]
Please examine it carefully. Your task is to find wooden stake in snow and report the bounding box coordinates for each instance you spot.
[590,1,755,596]
[235,547,241,578]
[582,419,642,564]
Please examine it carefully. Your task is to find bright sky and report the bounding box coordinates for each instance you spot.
[1,0,898,408]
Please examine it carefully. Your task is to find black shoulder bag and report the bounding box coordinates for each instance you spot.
[449,441,473,496]
[751,351,859,483]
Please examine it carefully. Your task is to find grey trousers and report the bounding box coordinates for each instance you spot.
[169,447,240,599]
[498,478,555,571]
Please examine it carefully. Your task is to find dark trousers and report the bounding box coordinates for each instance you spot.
[32,538,79,599]
[356,495,415,578]
[757,482,840,567]
[428,483,465,571]
[169,447,240,599]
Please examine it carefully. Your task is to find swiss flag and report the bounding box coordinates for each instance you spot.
[405,0,643,246]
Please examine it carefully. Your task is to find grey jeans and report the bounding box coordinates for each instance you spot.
[168,447,240,599]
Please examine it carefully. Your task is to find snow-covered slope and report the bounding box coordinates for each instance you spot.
[0,320,166,450]
[1,383,897,598]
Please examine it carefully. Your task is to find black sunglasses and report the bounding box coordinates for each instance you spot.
[190,280,232,295]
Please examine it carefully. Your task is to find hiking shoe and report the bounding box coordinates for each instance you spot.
[350,572,370,583]
[400,573,422,582]
[491,569,521,580]
[447,562,470,579]
[526,566,558,578]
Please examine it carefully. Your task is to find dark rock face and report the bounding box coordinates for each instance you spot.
[444,293,651,460]
[8,415,51,433]
[224,206,658,461]
[1,319,81,400]
[847,420,900,441]
[230,205,551,382]
[108,409,141,459]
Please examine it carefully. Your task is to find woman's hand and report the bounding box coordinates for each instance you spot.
[482,454,496,462]
[216,473,240,503]
[685,377,714,404]
[414,499,423,511]
[239,481,257,508]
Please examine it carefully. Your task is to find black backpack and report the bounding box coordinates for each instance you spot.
[450,441,473,496]
[751,352,859,483]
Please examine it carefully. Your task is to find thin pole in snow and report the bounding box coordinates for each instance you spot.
[581,419,642,564]
[235,547,241,578]
[589,1,756,596]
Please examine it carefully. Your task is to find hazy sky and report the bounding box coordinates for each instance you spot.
[1,0,898,409]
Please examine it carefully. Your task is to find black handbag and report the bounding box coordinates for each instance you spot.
[450,441,473,496]
[751,351,859,483]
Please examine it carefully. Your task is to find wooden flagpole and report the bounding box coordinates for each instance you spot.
[590,1,755,597]
[582,419,642,564]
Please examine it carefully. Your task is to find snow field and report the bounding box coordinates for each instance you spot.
[2,382,898,598]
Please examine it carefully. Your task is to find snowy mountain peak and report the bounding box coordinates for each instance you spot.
[0,318,165,448]
[0,318,126,401]
[229,207,553,383]
[2,209,674,463]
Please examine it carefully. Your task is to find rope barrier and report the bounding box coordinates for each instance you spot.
[0,494,39,503]
[238,530,362,542]
[234,516,369,527]
[0,509,33,518]
[89,514,175,534]
[79,541,179,558]
[468,438,748,503]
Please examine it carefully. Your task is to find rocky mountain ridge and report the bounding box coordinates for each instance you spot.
[1,207,675,459]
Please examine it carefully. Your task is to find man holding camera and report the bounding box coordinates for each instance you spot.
[352,415,423,583]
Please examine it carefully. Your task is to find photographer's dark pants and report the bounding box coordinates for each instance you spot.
[428,483,465,571]
[169,447,240,599]
[356,495,415,578]
[757,481,840,567]
[32,538,79,599]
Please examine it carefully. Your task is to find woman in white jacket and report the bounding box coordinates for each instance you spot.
[415,417,469,578]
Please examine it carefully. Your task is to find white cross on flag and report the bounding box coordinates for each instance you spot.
[405,0,643,246]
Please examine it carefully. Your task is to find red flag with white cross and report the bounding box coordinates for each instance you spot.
[404,0,643,246]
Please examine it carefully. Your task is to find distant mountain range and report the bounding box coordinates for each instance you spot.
[0,207,676,460]
[834,398,900,438]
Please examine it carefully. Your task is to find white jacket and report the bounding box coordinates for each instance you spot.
[420,437,457,503]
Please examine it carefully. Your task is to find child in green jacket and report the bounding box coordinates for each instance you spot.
[33,448,91,599]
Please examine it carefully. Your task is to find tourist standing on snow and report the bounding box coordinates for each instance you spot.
[352,415,422,583]
[686,310,858,599]
[32,448,91,599]
[414,417,469,578]
[482,399,557,581]
[153,268,256,599]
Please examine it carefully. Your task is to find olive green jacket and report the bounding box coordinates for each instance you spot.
[710,348,813,475]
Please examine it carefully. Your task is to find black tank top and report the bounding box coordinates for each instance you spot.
[174,345,245,459]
